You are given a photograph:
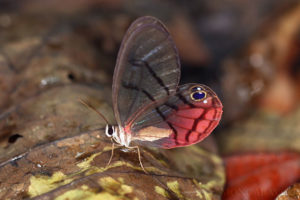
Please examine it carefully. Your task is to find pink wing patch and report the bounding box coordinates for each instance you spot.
[130,83,223,149]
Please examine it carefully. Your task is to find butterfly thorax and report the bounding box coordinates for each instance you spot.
[105,124,132,147]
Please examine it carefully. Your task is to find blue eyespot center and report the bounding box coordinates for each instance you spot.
[192,91,205,100]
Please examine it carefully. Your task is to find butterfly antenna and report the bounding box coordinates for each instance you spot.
[78,99,110,124]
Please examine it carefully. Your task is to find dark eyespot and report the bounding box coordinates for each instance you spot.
[191,91,206,101]
[108,126,114,136]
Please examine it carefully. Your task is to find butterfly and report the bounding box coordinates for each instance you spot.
[84,16,223,173]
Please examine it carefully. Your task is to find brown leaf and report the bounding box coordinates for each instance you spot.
[0,84,114,163]
[0,130,224,199]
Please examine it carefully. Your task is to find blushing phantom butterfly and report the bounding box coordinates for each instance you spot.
[97,16,222,173]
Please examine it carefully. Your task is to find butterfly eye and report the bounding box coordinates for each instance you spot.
[105,125,114,137]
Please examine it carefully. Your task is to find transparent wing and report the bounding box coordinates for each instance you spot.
[129,83,223,149]
[112,16,180,126]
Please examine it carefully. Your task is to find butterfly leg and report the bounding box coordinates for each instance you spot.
[105,141,115,168]
[106,139,123,168]
[128,146,148,174]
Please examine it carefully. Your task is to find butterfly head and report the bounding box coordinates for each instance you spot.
[105,124,131,147]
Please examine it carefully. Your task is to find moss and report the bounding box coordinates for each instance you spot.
[192,180,213,200]
[155,186,170,198]
[200,189,212,199]
[98,177,133,196]
[28,171,73,197]
[55,185,121,200]
[167,181,184,199]
[77,155,167,175]
[196,190,203,198]
[55,177,135,200]
[76,152,102,169]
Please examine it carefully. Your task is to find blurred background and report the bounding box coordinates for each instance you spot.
[0,0,299,199]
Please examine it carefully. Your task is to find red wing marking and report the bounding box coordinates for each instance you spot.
[167,114,194,130]
[186,131,199,143]
[196,120,211,133]
[169,126,189,145]
[176,108,205,119]
[204,109,216,120]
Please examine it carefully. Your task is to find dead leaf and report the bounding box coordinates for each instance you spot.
[0,130,224,199]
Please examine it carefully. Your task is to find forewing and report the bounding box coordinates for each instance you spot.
[129,83,223,149]
[112,16,180,126]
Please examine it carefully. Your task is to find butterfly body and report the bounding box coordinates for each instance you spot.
[104,16,222,166]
